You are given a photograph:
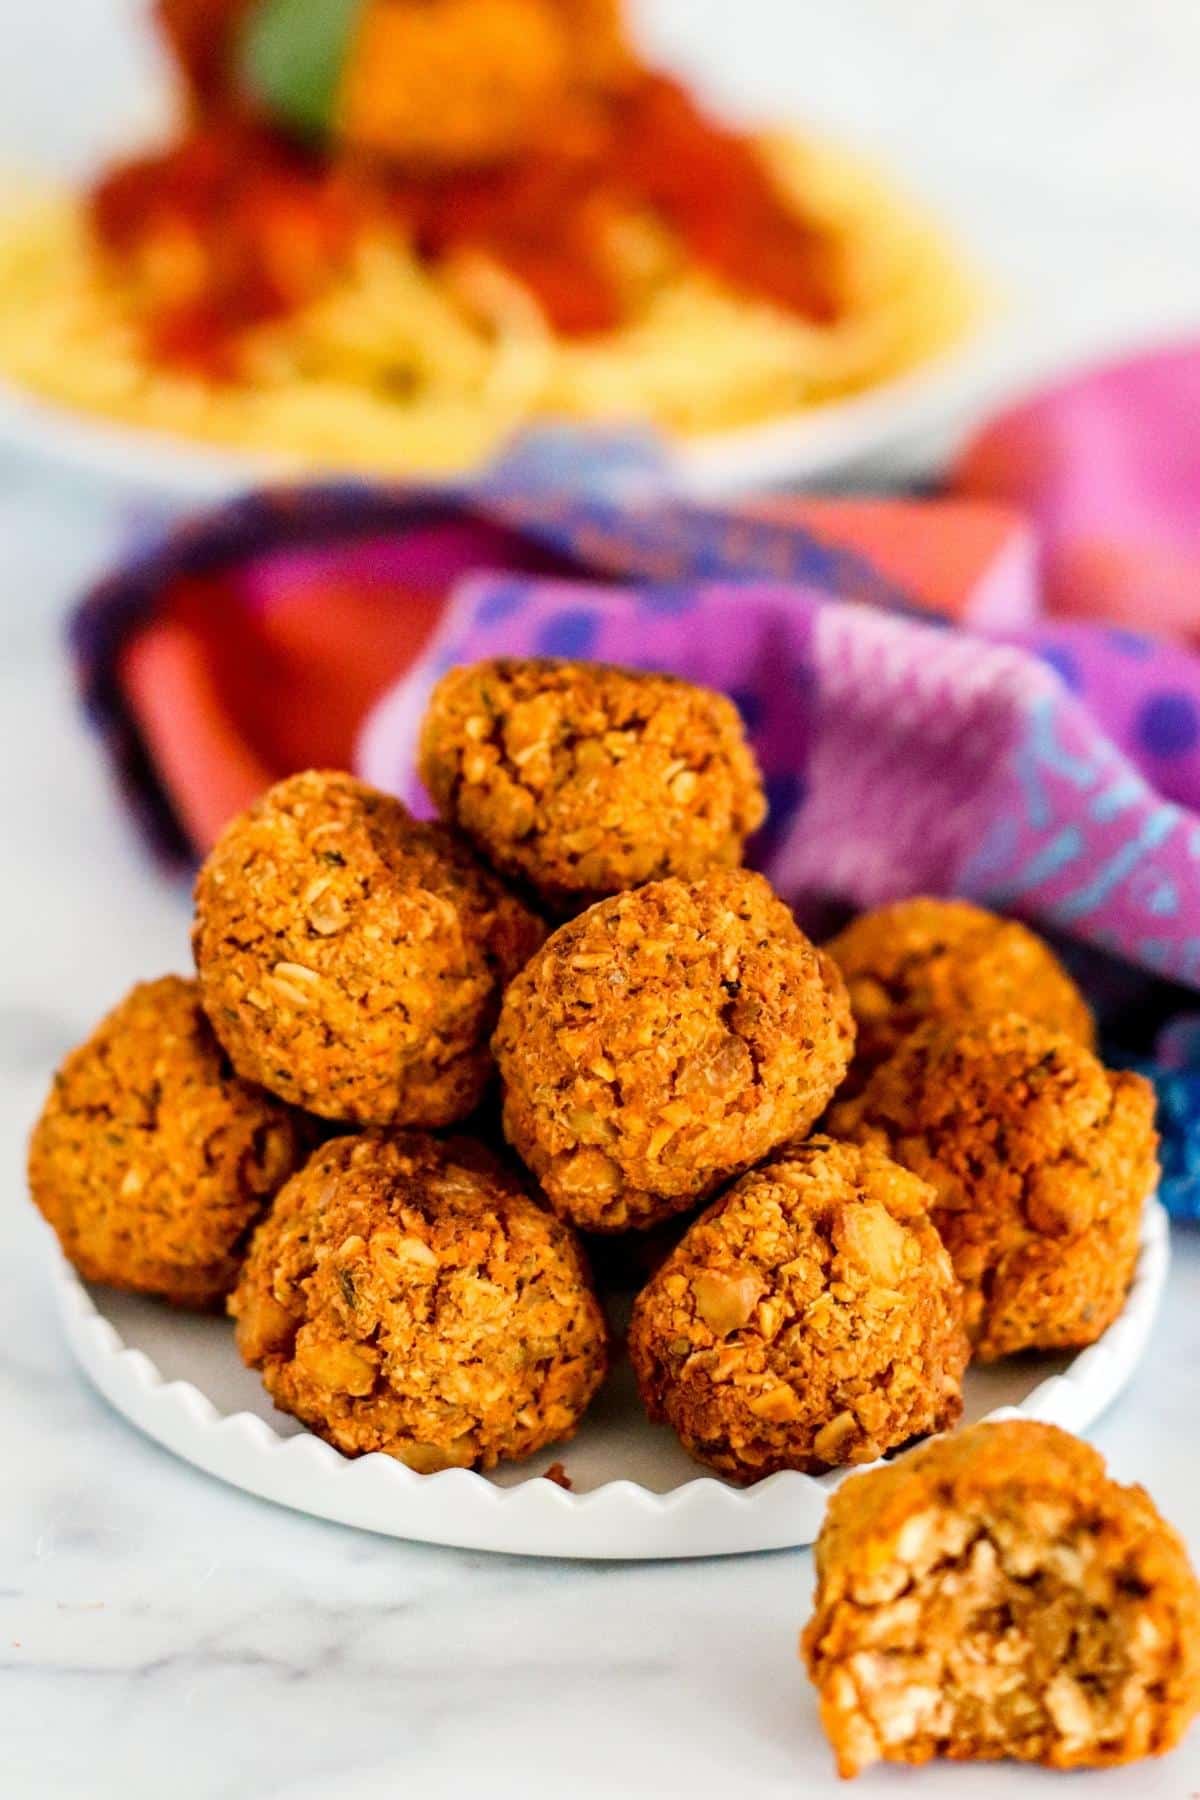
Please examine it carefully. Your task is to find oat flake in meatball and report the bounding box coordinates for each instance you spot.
[231,1130,608,1471]
[825,896,1095,1088]
[193,770,544,1127]
[493,869,855,1232]
[418,658,767,911]
[804,1420,1200,1778]
[628,1137,968,1483]
[28,975,314,1308]
[828,1012,1157,1360]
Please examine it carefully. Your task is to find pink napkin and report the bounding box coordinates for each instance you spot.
[956,338,1200,639]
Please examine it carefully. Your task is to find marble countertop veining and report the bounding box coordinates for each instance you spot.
[4,3,1200,1794]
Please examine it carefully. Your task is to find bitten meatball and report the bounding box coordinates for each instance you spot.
[28,975,314,1307]
[418,659,767,912]
[628,1137,968,1483]
[828,1013,1157,1360]
[803,1420,1200,1778]
[825,897,1095,1088]
[231,1130,608,1470]
[193,770,544,1127]
[493,870,855,1231]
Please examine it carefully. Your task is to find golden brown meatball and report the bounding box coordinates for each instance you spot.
[193,770,544,1127]
[418,659,767,912]
[828,1013,1157,1361]
[28,975,314,1308]
[628,1137,967,1483]
[803,1420,1200,1778]
[231,1129,608,1470]
[825,897,1095,1088]
[493,870,855,1231]
[336,0,634,167]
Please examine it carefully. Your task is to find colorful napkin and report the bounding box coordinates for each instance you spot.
[72,343,1200,1215]
[958,339,1200,640]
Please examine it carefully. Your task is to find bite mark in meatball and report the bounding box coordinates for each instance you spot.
[803,1420,1200,1777]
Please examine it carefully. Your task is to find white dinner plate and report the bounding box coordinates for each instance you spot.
[50,1197,1170,1561]
[0,328,1010,505]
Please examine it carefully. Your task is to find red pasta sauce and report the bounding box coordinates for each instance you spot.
[91,73,843,379]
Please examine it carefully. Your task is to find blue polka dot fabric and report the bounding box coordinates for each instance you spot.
[533,611,601,659]
[1136,691,1200,758]
[1127,1054,1200,1222]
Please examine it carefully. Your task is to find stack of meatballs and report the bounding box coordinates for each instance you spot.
[29,657,1159,1485]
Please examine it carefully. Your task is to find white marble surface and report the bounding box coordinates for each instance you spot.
[4,4,1200,1796]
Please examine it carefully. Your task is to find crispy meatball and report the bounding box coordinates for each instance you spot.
[231,1130,608,1470]
[193,770,544,1127]
[418,659,767,912]
[803,1420,1200,1778]
[493,870,855,1231]
[628,1137,968,1483]
[825,897,1095,1088]
[828,1013,1157,1361]
[28,976,314,1308]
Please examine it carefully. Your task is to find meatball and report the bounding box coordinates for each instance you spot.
[418,659,767,912]
[803,1420,1200,1777]
[825,897,1095,1089]
[28,975,314,1308]
[338,0,633,166]
[193,770,544,1127]
[828,1013,1157,1360]
[231,1130,608,1470]
[493,869,855,1231]
[628,1137,968,1483]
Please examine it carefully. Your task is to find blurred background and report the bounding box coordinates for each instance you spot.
[5,0,1200,399]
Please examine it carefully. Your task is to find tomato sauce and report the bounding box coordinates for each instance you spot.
[90,75,843,379]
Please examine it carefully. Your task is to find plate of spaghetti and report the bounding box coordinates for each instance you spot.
[0,0,985,490]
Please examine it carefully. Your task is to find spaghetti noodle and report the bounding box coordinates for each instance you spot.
[0,3,979,477]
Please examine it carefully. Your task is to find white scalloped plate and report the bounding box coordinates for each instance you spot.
[51,1199,1169,1560]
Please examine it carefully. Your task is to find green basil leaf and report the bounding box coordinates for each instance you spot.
[237,0,365,138]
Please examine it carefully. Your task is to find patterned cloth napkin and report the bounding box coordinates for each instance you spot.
[72,341,1200,1215]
